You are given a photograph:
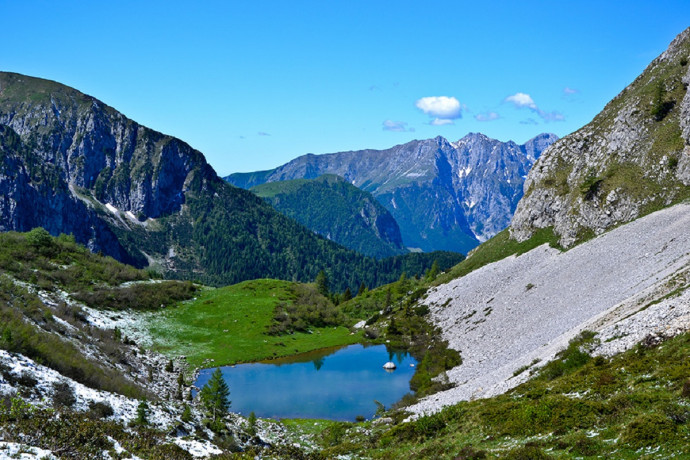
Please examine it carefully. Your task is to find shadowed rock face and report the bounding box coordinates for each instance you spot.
[0,71,214,266]
[228,133,557,254]
[511,27,690,247]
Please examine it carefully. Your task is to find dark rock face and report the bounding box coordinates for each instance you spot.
[0,124,135,263]
[228,133,557,254]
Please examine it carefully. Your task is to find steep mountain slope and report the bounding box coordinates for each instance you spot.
[511,27,690,246]
[400,28,690,417]
[227,133,557,253]
[0,72,456,291]
[409,201,690,416]
[251,174,406,258]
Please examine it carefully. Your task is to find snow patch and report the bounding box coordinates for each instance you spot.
[0,442,57,460]
[174,439,223,458]
[105,203,118,214]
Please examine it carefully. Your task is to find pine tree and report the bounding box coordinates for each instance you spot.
[315,270,329,296]
[357,281,366,296]
[200,368,231,423]
[425,260,440,281]
[135,398,149,426]
[342,287,352,302]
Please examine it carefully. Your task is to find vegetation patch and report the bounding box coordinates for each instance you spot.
[146,279,362,367]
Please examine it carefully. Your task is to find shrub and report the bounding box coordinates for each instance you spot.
[682,378,690,398]
[181,404,192,423]
[504,445,553,460]
[622,413,675,448]
[88,401,114,419]
[454,445,487,460]
[17,373,38,388]
[26,227,53,248]
[52,381,76,408]
[363,327,379,340]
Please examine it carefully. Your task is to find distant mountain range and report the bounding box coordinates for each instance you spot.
[0,71,462,291]
[227,132,558,254]
[251,174,406,258]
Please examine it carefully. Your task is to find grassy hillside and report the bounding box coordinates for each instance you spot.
[252,174,406,258]
[0,229,196,399]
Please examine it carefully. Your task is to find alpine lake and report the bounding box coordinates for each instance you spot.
[194,344,417,421]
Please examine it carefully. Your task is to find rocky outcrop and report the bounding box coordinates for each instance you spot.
[228,133,557,254]
[511,27,690,247]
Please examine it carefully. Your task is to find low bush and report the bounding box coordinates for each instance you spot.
[88,401,114,419]
[52,381,76,408]
[622,413,676,448]
[504,445,553,460]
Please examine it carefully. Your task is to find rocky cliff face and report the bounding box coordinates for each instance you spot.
[0,73,209,220]
[511,28,690,246]
[252,174,405,258]
[228,133,557,254]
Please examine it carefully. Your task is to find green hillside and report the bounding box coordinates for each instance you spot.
[252,174,406,258]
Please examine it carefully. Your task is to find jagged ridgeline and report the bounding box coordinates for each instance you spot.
[511,27,690,246]
[227,133,558,254]
[0,72,462,291]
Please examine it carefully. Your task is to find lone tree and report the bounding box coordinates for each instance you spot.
[135,399,149,426]
[200,368,231,424]
[315,270,330,297]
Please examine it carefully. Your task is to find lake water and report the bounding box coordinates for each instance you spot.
[194,344,417,421]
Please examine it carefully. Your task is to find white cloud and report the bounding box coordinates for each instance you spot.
[540,111,565,122]
[563,87,579,95]
[415,96,463,124]
[505,92,537,109]
[382,120,414,132]
[475,111,500,122]
[505,92,565,123]
[430,118,454,126]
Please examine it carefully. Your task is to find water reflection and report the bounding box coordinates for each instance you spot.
[195,344,417,421]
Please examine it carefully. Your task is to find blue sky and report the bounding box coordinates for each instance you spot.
[1,1,689,175]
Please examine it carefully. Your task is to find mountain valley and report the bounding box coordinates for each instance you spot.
[0,23,689,460]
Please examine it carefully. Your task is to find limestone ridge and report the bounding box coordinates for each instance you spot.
[0,71,216,266]
[227,133,558,254]
[251,174,406,258]
[511,27,690,247]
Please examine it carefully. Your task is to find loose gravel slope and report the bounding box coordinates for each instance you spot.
[408,203,690,415]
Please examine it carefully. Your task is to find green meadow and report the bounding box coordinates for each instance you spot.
[145,279,362,367]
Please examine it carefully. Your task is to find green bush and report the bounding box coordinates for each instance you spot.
[504,445,553,460]
[622,413,675,448]
[52,382,76,408]
[26,227,53,248]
